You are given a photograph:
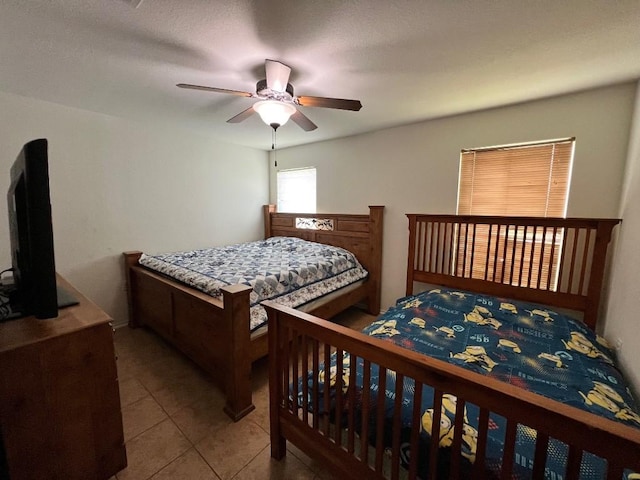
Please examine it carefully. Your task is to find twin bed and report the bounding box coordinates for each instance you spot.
[265,214,640,479]
[123,205,383,421]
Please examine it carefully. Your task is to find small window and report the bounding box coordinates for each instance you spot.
[277,167,316,213]
[456,138,575,289]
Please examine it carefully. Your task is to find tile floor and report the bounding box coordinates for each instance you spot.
[112,307,375,480]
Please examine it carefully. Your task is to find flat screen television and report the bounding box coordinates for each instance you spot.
[5,139,59,319]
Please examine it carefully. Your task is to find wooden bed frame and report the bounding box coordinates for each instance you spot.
[123,204,383,421]
[265,214,640,479]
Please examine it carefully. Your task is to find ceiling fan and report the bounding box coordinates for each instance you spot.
[177,59,362,131]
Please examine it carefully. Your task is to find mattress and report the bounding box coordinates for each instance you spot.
[139,236,369,332]
[299,287,640,479]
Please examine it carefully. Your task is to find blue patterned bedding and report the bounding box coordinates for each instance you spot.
[301,287,640,479]
[139,236,368,332]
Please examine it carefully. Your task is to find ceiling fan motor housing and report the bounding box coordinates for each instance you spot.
[256,79,294,101]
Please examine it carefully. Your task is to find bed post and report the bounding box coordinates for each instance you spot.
[123,251,143,328]
[406,215,418,296]
[367,206,384,315]
[221,284,255,421]
[264,204,276,238]
[584,219,620,330]
[266,302,287,459]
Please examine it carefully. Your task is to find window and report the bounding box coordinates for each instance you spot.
[276,167,316,213]
[456,138,574,288]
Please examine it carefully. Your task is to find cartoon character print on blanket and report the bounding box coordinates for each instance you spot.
[298,287,640,480]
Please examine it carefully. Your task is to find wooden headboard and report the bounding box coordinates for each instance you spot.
[264,204,384,314]
[406,214,620,330]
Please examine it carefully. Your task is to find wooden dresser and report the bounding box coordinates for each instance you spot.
[0,276,126,480]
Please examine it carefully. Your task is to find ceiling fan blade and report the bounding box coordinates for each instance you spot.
[296,96,362,111]
[177,83,253,97]
[290,109,318,132]
[227,106,256,123]
[265,60,291,93]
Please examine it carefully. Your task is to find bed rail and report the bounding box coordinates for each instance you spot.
[406,215,620,330]
[265,301,640,480]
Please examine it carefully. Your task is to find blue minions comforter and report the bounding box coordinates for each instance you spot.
[301,287,640,479]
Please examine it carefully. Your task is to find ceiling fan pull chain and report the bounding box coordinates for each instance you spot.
[272,127,277,167]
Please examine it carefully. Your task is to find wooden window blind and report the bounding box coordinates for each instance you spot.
[456,138,574,289]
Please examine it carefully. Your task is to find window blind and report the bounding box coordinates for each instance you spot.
[277,167,316,213]
[458,139,573,217]
[456,139,574,289]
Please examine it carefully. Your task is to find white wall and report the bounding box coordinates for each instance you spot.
[0,91,269,326]
[605,80,640,393]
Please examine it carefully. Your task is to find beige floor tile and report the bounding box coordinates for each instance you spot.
[286,443,314,468]
[115,327,176,362]
[285,444,337,479]
[233,445,316,480]
[246,382,270,433]
[134,354,204,393]
[170,393,232,444]
[117,419,191,480]
[196,420,270,480]
[112,306,372,479]
[122,395,168,441]
[151,372,216,415]
[119,377,150,408]
[150,448,220,480]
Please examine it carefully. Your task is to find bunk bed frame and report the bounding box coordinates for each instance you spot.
[265,214,640,479]
[123,204,383,421]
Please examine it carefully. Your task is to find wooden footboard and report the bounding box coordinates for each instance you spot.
[123,251,255,421]
[265,302,640,479]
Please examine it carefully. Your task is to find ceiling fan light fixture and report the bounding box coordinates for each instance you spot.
[253,100,296,128]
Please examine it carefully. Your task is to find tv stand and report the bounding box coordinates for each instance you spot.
[0,275,126,479]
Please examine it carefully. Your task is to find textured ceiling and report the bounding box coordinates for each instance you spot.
[1,0,639,150]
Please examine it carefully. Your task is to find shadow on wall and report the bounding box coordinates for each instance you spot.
[63,254,129,326]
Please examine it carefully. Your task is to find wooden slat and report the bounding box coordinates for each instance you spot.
[323,343,331,436]
[565,445,583,480]
[292,329,299,414]
[312,340,320,430]
[531,433,549,480]
[567,228,580,293]
[547,227,558,290]
[347,354,357,454]
[408,382,423,480]
[472,408,490,480]
[334,349,344,446]
[360,360,371,465]
[374,367,387,474]
[509,225,518,284]
[578,227,592,295]
[500,420,517,480]
[606,463,624,480]
[390,374,404,480]
[428,390,443,480]
[449,397,466,480]
[301,334,309,425]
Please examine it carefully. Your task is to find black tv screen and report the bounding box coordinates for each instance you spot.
[7,138,58,319]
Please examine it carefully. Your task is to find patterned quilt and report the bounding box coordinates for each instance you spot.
[139,236,369,332]
[301,287,640,479]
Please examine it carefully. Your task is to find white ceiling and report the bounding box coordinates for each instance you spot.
[1,0,639,151]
